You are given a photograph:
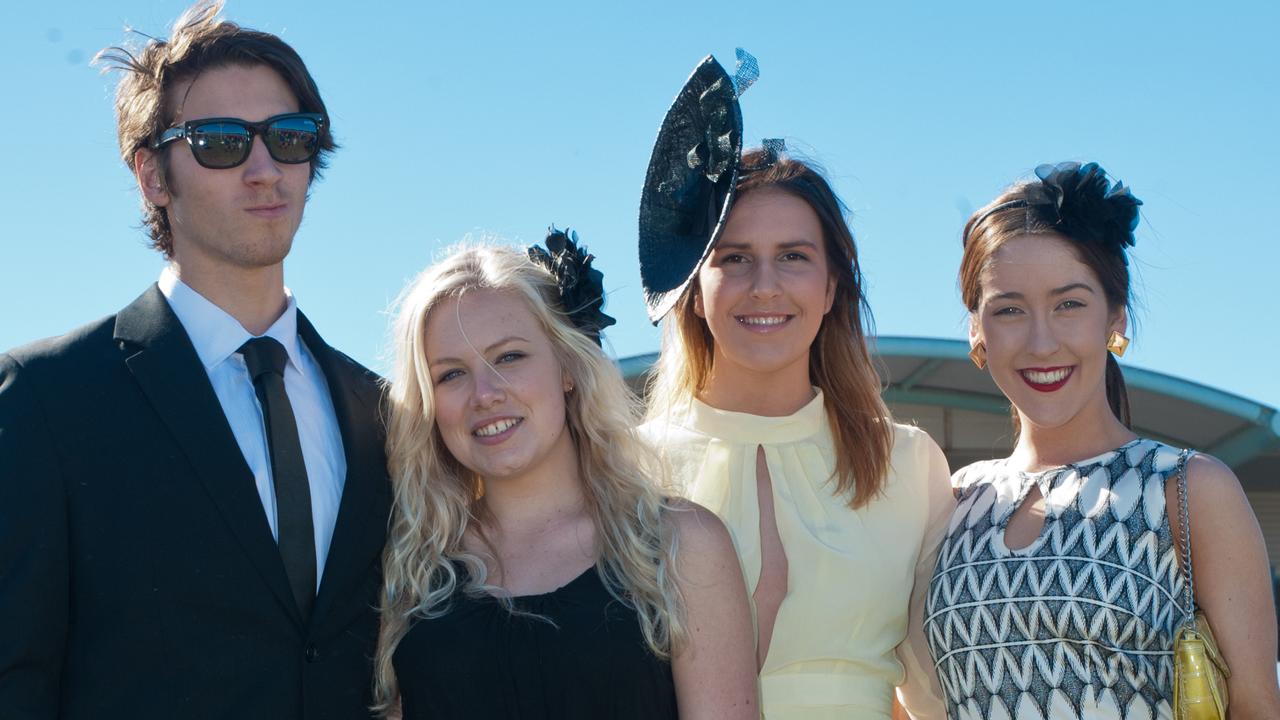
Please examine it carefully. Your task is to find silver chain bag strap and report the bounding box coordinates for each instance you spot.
[1172,448,1231,720]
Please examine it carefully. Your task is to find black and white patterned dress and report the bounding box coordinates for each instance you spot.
[924,438,1189,720]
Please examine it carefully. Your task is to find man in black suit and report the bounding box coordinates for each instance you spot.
[0,3,390,718]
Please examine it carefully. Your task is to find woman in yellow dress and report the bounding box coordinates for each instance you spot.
[637,53,952,719]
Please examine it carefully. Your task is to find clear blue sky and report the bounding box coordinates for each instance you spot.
[2,1,1277,408]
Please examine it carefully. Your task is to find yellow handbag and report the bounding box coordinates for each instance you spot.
[1171,449,1231,720]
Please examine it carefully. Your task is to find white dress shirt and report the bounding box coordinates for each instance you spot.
[158,267,347,588]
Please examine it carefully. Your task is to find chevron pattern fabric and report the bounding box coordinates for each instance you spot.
[924,439,1190,720]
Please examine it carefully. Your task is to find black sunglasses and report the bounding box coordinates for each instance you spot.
[152,112,326,169]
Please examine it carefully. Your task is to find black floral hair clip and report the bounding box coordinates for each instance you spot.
[527,227,617,347]
[1032,161,1141,256]
[966,161,1142,262]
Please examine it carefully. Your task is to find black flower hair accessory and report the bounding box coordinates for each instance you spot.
[1030,161,1142,258]
[965,161,1143,262]
[528,227,616,347]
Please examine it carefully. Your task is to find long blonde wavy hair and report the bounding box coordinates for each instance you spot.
[646,150,894,508]
[373,244,686,713]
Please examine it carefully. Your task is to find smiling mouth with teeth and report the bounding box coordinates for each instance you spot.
[474,417,522,437]
[736,315,790,326]
[1019,366,1074,391]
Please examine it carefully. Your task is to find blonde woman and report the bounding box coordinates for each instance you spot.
[374,234,756,719]
[637,55,952,720]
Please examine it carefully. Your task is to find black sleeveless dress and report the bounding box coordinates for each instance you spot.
[392,565,678,719]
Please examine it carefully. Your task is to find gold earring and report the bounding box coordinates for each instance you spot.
[968,342,987,369]
[1106,331,1129,357]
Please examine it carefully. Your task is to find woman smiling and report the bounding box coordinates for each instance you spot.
[637,54,952,720]
[373,236,756,719]
[925,163,1280,720]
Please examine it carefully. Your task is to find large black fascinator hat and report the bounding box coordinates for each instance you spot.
[528,227,616,347]
[638,49,759,323]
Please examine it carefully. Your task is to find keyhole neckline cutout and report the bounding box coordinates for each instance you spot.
[991,438,1145,553]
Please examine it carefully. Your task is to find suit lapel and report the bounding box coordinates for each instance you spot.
[114,285,304,629]
[297,313,389,625]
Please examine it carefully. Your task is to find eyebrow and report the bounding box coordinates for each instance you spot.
[428,335,528,367]
[1050,282,1096,296]
[714,239,821,252]
[989,283,1097,301]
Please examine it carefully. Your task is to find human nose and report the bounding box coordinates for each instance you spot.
[1026,312,1061,357]
[240,133,284,186]
[749,258,782,301]
[469,365,507,408]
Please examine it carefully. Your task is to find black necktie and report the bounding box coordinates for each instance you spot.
[239,336,316,620]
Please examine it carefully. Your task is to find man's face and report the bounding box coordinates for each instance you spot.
[137,64,310,274]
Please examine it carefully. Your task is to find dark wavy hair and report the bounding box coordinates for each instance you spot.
[959,162,1142,429]
[94,0,336,258]
[649,148,894,508]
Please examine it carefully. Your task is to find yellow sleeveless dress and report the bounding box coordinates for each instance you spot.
[643,391,952,719]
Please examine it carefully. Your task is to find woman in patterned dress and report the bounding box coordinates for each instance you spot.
[924,162,1280,719]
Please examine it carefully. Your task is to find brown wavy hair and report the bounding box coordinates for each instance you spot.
[647,149,894,508]
[93,0,336,257]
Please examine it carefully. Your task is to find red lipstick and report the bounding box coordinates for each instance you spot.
[1019,366,1074,393]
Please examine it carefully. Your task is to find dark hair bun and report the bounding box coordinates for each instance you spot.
[1032,162,1142,259]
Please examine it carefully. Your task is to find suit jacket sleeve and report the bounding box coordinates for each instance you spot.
[0,352,69,719]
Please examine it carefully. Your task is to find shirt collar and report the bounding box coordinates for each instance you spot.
[158,266,303,373]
